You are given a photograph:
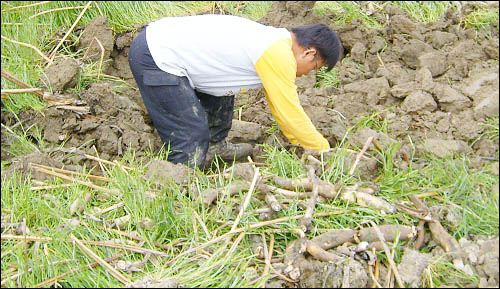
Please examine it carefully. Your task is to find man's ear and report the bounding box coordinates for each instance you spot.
[303,47,317,58]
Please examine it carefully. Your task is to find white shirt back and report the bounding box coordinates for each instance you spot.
[145,14,291,96]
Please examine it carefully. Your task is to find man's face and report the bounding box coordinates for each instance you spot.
[295,47,325,77]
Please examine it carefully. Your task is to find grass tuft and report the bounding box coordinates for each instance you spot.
[422,254,479,288]
[460,6,499,31]
[315,66,340,88]
[393,1,451,23]
[315,1,383,28]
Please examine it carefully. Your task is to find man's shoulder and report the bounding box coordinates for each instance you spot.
[262,38,294,61]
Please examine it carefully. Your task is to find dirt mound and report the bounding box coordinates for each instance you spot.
[258,1,329,29]
[1,151,65,182]
[6,79,163,169]
[256,2,499,165]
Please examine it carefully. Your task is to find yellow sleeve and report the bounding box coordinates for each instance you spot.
[255,39,330,151]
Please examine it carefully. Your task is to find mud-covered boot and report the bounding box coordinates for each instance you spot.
[206,140,253,163]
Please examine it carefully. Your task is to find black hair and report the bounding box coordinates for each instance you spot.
[291,23,341,72]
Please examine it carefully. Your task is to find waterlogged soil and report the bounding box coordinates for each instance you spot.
[1,1,499,288]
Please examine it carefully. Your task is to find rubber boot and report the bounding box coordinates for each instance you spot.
[205,139,253,164]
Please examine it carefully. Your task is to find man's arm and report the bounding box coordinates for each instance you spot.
[255,39,330,151]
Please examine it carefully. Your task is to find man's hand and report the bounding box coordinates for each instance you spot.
[303,148,330,159]
[302,148,333,176]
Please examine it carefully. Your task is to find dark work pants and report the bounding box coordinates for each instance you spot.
[128,28,234,167]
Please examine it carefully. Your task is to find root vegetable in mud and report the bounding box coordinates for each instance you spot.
[128,14,341,168]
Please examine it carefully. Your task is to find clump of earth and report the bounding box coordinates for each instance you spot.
[1,2,498,287]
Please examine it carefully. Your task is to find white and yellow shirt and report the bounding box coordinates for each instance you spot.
[146,14,329,151]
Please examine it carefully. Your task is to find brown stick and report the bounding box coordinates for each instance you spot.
[90,145,108,176]
[371,138,384,152]
[358,224,415,242]
[261,233,271,286]
[414,220,426,250]
[249,204,290,215]
[1,70,44,98]
[230,167,260,232]
[369,263,383,288]
[224,180,251,195]
[227,231,246,257]
[374,253,380,287]
[310,229,355,250]
[384,261,392,288]
[366,221,404,288]
[48,1,93,62]
[30,183,72,191]
[376,52,386,69]
[341,187,396,213]
[70,234,130,285]
[30,165,119,197]
[30,163,111,182]
[410,195,460,253]
[272,176,338,199]
[272,186,311,199]
[53,105,90,113]
[264,193,281,212]
[389,233,400,288]
[94,202,125,217]
[94,223,179,252]
[273,176,312,191]
[258,233,286,285]
[1,234,52,242]
[81,37,96,62]
[94,36,105,79]
[306,241,342,262]
[349,136,374,176]
[1,35,52,63]
[84,154,135,170]
[415,191,440,198]
[395,202,434,222]
[30,5,88,18]
[3,1,51,11]
[1,88,42,95]
[193,210,212,239]
[34,253,123,288]
[299,165,319,232]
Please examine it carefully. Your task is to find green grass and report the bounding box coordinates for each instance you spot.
[315,1,383,28]
[2,1,499,288]
[461,6,499,30]
[471,116,500,150]
[393,1,452,23]
[315,66,340,88]
[422,254,480,288]
[480,116,500,142]
[2,121,498,287]
[353,110,391,135]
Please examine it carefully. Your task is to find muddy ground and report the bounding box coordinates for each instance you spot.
[1,1,499,288]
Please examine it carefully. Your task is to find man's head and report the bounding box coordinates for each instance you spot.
[291,23,341,77]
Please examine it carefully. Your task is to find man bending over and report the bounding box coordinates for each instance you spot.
[129,14,341,168]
